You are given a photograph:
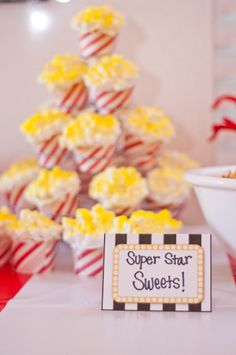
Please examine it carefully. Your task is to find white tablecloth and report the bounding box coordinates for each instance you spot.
[0,227,236,355]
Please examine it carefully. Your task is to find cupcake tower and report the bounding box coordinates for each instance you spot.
[0,5,197,276]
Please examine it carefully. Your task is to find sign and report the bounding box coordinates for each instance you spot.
[102,233,211,312]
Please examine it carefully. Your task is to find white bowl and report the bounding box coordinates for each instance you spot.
[185,165,236,256]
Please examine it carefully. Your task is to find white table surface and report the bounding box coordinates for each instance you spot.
[0,227,236,355]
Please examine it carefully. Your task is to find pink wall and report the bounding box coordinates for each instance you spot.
[0,0,214,223]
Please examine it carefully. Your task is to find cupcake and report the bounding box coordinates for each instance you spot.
[21,108,72,169]
[39,54,88,115]
[0,207,17,267]
[25,166,81,222]
[63,204,114,276]
[84,55,138,114]
[158,150,199,171]
[9,209,61,274]
[89,166,148,215]
[145,166,192,216]
[0,157,39,212]
[71,5,123,59]
[60,111,121,178]
[122,106,175,173]
[110,209,182,234]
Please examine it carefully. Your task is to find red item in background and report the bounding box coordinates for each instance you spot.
[210,94,236,140]
[0,264,31,312]
[228,254,236,284]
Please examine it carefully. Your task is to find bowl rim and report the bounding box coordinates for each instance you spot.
[185,165,236,190]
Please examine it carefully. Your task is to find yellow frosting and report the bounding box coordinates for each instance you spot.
[21,109,71,139]
[0,158,38,183]
[0,207,17,232]
[111,209,182,234]
[89,166,146,197]
[84,55,138,88]
[60,111,120,149]
[158,150,199,171]
[63,204,114,237]
[39,54,87,87]
[147,167,191,206]
[125,106,175,142]
[71,5,123,32]
[10,209,61,239]
[25,167,79,201]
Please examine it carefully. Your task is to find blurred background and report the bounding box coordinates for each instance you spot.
[0,0,235,223]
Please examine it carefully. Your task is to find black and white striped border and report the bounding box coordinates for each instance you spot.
[101,233,212,312]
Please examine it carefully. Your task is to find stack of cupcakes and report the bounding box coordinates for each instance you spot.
[0,5,198,277]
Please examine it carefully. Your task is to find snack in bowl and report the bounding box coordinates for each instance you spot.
[89,166,148,215]
[185,165,236,256]
[0,157,39,212]
[25,166,81,222]
[71,5,123,59]
[21,109,72,169]
[63,204,115,276]
[0,207,17,266]
[121,106,175,172]
[84,55,138,114]
[9,209,61,274]
[39,54,88,115]
[60,111,121,176]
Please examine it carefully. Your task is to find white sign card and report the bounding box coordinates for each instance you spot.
[101,233,212,312]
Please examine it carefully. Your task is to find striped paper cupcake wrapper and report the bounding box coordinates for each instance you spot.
[72,247,103,277]
[36,134,69,169]
[79,30,117,59]
[4,183,32,213]
[41,193,79,223]
[93,87,134,115]
[74,144,116,175]
[53,82,88,116]
[0,237,12,267]
[11,238,58,274]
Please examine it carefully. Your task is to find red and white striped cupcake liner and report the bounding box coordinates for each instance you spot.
[92,87,134,115]
[79,31,117,59]
[11,238,58,274]
[0,238,12,267]
[74,144,116,175]
[53,82,88,116]
[36,134,69,169]
[144,197,186,218]
[72,247,103,277]
[41,193,79,223]
[4,183,32,213]
[123,133,160,173]
[109,205,136,216]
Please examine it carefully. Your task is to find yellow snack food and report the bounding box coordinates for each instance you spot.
[63,204,114,240]
[39,54,87,87]
[60,111,120,149]
[21,109,71,144]
[147,167,191,207]
[0,207,17,234]
[124,106,175,143]
[110,209,182,234]
[25,166,80,205]
[89,166,148,209]
[10,209,61,240]
[0,157,39,191]
[158,150,199,171]
[84,55,138,89]
[71,5,123,36]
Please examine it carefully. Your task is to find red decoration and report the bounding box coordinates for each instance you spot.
[210,95,236,140]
